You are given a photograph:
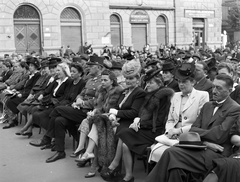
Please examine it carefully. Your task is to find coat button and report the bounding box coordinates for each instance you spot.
[184,117,187,120]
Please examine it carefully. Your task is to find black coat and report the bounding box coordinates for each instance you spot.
[118,87,174,155]
[116,86,146,132]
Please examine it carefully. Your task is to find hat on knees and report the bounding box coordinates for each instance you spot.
[174,132,207,149]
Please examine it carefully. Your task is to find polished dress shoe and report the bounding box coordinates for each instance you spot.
[2,120,18,129]
[46,151,66,163]
[29,136,51,147]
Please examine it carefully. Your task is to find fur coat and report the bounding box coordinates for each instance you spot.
[139,87,175,133]
[94,85,123,113]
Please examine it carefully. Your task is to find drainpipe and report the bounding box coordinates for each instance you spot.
[173,0,176,46]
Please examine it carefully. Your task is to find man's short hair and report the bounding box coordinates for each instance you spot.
[217,62,233,74]
[215,74,233,89]
[196,61,209,71]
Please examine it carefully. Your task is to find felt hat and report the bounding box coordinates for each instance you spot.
[174,132,206,149]
[192,54,201,60]
[174,63,195,80]
[87,56,104,67]
[122,59,141,77]
[27,57,40,69]
[144,68,161,82]
[145,59,158,67]
[162,62,175,71]
[110,61,122,70]
[122,53,135,60]
[40,59,49,68]
[72,57,81,63]
[48,58,60,68]
[80,54,89,61]
[230,58,240,63]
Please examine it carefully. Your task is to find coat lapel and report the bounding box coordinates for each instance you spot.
[182,89,196,112]
[174,93,181,119]
[208,98,230,127]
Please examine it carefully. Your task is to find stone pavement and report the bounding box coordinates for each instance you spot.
[0,123,147,182]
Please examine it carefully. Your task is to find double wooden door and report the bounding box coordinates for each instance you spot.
[14,23,41,54]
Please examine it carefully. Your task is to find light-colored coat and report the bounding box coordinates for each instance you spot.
[165,88,209,133]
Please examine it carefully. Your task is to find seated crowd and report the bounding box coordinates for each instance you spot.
[1,45,240,182]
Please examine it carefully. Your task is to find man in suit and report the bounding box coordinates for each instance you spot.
[145,74,240,182]
[194,61,213,100]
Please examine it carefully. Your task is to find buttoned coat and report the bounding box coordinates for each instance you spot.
[165,88,209,133]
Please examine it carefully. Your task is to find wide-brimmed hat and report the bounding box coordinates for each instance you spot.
[122,53,135,60]
[145,59,158,68]
[40,59,49,68]
[110,61,122,70]
[87,56,104,67]
[122,59,141,77]
[192,54,201,60]
[27,57,40,69]
[174,63,195,80]
[48,58,60,68]
[72,57,81,63]
[162,62,175,71]
[174,132,206,149]
[144,68,161,82]
[80,54,89,61]
[230,58,240,63]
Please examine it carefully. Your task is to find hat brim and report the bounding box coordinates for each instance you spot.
[174,144,206,150]
[86,62,103,67]
[144,70,161,82]
[110,66,122,70]
[174,70,192,80]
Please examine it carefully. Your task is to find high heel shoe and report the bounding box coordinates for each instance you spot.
[22,132,33,138]
[85,166,102,178]
[100,166,121,181]
[76,158,91,167]
[75,152,94,162]
[121,177,134,182]
[70,148,86,158]
[15,131,24,135]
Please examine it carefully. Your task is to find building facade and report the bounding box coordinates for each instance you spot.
[0,0,222,56]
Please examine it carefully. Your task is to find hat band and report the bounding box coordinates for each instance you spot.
[178,69,192,76]
[179,141,203,145]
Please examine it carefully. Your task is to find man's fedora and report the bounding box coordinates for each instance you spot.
[174,132,206,149]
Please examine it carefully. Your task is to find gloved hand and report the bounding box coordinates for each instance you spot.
[109,108,118,115]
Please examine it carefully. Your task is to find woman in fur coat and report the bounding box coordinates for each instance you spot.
[101,69,175,182]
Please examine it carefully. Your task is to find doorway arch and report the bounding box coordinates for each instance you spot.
[14,5,42,54]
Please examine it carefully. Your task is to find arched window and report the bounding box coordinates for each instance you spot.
[14,5,41,54]
[60,7,82,54]
[156,15,167,45]
[110,14,122,47]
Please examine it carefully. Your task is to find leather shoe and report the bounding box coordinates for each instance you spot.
[46,151,66,163]
[29,136,51,147]
[2,120,17,129]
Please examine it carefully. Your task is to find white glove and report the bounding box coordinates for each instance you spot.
[109,114,117,121]
[109,108,118,115]
[129,117,140,132]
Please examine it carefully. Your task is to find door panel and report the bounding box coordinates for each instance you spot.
[14,24,41,54]
[27,24,40,53]
[15,25,27,53]
[157,27,166,45]
[111,25,121,48]
[61,26,82,53]
[132,24,147,51]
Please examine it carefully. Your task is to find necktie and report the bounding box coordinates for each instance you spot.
[212,101,223,108]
